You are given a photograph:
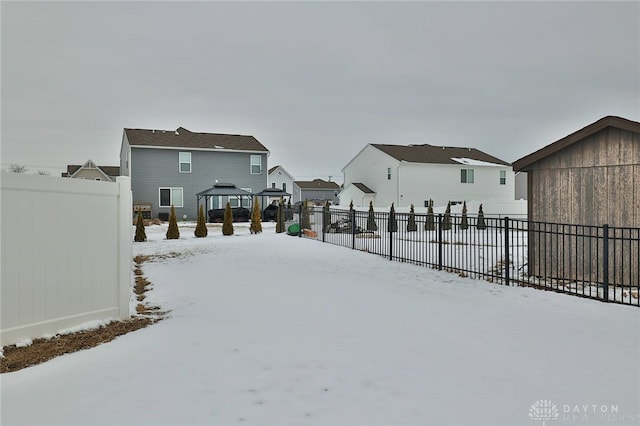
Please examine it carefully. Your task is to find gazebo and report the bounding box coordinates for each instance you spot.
[254,188,292,220]
[195,183,254,215]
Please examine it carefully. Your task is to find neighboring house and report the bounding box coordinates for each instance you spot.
[341,144,514,208]
[340,182,376,208]
[514,172,527,200]
[267,165,295,202]
[513,115,640,288]
[293,179,340,204]
[120,127,269,220]
[62,160,120,182]
[513,115,639,228]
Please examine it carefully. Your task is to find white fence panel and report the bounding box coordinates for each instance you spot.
[1,172,132,346]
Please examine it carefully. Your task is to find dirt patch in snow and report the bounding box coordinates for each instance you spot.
[1,255,164,374]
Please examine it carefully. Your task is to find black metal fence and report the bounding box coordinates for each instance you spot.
[291,205,639,306]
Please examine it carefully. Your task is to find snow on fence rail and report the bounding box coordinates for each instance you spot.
[1,172,132,346]
[293,206,639,306]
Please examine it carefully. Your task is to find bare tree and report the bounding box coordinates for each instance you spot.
[8,164,27,173]
[36,170,50,176]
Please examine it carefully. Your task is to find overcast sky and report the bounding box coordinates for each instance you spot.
[2,1,638,182]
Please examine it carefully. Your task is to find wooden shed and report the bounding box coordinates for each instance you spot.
[513,116,640,289]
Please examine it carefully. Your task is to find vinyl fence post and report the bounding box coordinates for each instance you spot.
[603,224,609,302]
[438,214,443,270]
[504,216,510,286]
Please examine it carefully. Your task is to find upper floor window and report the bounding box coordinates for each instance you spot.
[461,169,474,183]
[499,170,506,185]
[282,182,286,192]
[251,155,262,174]
[179,152,191,173]
[159,187,184,207]
[272,182,276,189]
[387,167,391,180]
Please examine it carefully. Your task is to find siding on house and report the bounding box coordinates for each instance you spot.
[129,147,267,219]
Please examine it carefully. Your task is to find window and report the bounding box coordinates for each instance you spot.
[461,169,474,183]
[159,187,184,207]
[387,168,391,180]
[272,182,276,189]
[250,155,262,174]
[282,182,286,192]
[499,170,506,185]
[179,152,191,173]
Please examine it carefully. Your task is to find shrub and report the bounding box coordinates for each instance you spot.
[222,202,234,236]
[250,197,262,234]
[194,204,208,238]
[134,210,147,242]
[476,203,487,230]
[166,205,180,240]
[442,201,452,231]
[301,199,311,229]
[276,196,285,233]
[460,201,469,230]
[323,200,331,232]
[407,204,417,232]
[388,203,398,232]
[366,201,378,232]
[425,199,435,231]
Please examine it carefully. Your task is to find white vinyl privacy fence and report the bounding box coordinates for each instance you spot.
[1,172,132,346]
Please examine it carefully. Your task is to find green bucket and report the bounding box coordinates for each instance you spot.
[287,223,300,235]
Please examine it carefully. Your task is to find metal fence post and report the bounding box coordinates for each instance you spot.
[504,216,510,286]
[351,208,356,250]
[438,214,443,270]
[603,224,609,302]
[298,203,302,237]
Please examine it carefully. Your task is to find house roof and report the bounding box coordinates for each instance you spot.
[295,179,340,190]
[513,116,640,172]
[63,161,120,178]
[371,144,511,166]
[352,183,375,194]
[124,127,269,153]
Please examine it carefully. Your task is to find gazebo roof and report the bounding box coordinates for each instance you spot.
[196,183,253,197]
[254,188,291,197]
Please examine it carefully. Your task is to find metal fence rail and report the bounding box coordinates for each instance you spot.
[293,205,639,306]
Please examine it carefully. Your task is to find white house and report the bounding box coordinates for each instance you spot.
[267,165,295,197]
[340,144,515,208]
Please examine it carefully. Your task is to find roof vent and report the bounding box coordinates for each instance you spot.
[442,146,445,150]
[152,129,155,133]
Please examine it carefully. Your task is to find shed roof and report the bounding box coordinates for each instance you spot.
[371,144,510,166]
[124,127,268,153]
[513,116,640,172]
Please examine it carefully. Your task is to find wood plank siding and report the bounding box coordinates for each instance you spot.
[515,117,640,287]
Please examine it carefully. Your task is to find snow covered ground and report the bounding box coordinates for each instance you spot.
[2,222,639,425]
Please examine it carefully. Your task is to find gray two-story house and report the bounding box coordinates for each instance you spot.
[120,127,269,220]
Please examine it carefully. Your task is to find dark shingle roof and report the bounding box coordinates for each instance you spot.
[513,116,640,172]
[295,179,340,190]
[371,144,511,166]
[64,164,120,177]
[353,183,375,194]
[124,127,268,152]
